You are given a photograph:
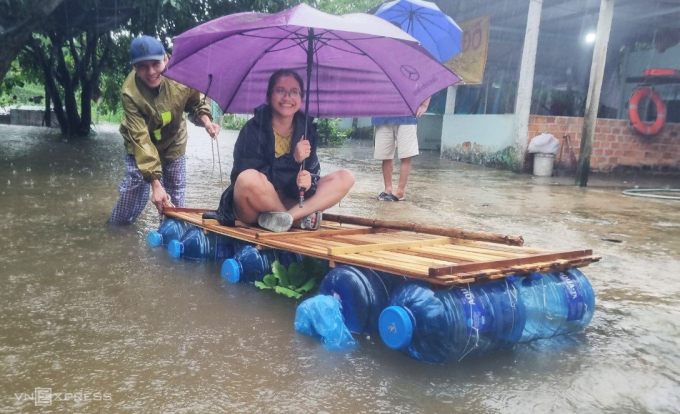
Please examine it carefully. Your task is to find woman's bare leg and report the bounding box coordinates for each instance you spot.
[287,169,355,225]
[233,169,287,225]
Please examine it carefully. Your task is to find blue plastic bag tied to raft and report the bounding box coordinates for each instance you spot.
[295,295,358,351]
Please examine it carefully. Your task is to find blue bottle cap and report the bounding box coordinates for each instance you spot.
[379,306,413,349]
[146,231,163,247]
[221,259,241,283]
[167,240,183,258]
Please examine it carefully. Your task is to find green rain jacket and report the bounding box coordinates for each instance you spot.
[119,71,212,182]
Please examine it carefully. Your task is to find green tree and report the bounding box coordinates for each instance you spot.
[0,0,65,90]
[314,0,382,14]
[9,0,297,136]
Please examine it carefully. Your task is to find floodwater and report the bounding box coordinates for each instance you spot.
[1,122,678,413]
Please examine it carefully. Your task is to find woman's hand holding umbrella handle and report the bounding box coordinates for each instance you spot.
[294,137,311,163]
[297,170,312,191]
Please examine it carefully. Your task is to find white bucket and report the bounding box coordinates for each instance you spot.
[533,153,555,177]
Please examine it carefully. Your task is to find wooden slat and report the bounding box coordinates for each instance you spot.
[323,213,524,246]
[409,245,508,263]
[255,227,391,239]
[162,209,599,286]
[165,207,214,214]
[329,237,454,255]
[428,249,593,277]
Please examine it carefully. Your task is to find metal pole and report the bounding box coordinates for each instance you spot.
[513,0,543,172]
[299,28,314,208]
[576,0,615,187]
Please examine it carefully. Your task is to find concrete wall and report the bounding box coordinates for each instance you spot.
[416,114,442,151]
[440,114,517,167]
[337,117,372,129]
[337,115,443,151]
[10,106,58,128]
[529,115,680,174]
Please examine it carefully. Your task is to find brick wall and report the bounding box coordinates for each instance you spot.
[528,115,680,173]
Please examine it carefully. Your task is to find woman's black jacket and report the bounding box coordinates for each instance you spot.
[216,104,320,226]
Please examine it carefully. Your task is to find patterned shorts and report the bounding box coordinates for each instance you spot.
[108,154,186,225]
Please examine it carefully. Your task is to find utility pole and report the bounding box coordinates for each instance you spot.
[576,0,615,187]
[513,0,543,172]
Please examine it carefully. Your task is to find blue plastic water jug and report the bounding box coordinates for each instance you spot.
[318,266,408,334]
[379,280,526,364]
[221,245,303,284]
[146,218,190,247]
[167,227,244,260]
[511,269,595,341]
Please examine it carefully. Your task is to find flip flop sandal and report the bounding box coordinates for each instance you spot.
[257,211,293,232]
[300,211,322,230]
[377,192,399,201]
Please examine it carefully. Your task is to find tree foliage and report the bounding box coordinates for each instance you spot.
[314,0,383,14]
[5,0,299,136]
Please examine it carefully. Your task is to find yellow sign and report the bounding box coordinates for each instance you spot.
[445,15,490,85]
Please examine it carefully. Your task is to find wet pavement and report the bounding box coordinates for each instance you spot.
[0,122,678,413]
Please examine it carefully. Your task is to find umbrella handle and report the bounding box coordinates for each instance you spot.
[298,27,315,209]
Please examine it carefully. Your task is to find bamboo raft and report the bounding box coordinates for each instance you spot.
[164,207,600,286]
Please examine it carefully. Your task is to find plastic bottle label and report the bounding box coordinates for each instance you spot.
[558,272,585,321]
[455,287,491,334]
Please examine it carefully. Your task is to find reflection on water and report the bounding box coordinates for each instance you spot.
[0,123,678,413]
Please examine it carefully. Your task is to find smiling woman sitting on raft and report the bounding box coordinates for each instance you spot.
[215,69,355,232]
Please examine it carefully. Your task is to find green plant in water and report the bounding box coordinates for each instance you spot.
[255,256,327,299]
[315,117,350,147]
[222,113,248,130]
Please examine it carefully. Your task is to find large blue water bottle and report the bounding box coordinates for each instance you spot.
[317,266,408,334]
[221,245,303,284]
[146,218,190,247]
[379,280,526,364]
[515,269,595,341]
[167,227,244,260]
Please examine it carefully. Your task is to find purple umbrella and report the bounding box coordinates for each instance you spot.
[164,3,460,118]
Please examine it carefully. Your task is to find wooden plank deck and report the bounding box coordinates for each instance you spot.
[164,208,600,286]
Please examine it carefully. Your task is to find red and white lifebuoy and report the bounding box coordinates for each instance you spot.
[628,87,666,136]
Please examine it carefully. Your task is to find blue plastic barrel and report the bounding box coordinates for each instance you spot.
[379,280,526,364]
[221,245,303,284]
[318,266,408,334]
[167,227,245,261]
[146,218,190,247]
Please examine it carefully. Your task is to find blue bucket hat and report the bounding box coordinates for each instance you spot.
[130,35,166,65]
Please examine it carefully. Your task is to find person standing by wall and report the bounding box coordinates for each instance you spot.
[372,97,430,202]
[109,35,220,225]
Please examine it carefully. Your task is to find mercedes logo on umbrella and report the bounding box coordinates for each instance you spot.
[400,65,420,81]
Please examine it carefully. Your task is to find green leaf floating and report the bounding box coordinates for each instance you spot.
[263,273,277,288]
[254,256,329,299]
[275,286,302,299]
[287,262,307,287]
[254,281,270,290]
[297,277,317,293]
[272,260,290,287]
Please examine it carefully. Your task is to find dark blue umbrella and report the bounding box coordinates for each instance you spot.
[375,0,462,62]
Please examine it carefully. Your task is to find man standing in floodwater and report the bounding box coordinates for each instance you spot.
[372,97,430,202]
[109,35,220,225]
